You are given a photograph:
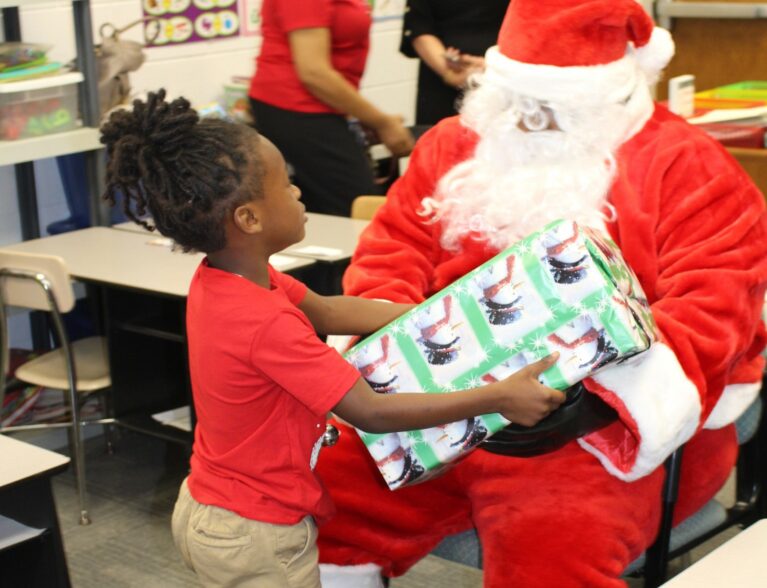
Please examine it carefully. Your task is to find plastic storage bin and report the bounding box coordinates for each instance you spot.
[223,81,251,122]
[0,71,83,140]
[697,81,767,102]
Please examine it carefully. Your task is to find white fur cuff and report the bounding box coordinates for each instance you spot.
[579,342,701,481]
[319,563,385,588]
[704,382,761,430]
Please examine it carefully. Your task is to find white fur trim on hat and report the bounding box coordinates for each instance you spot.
[577,342,701,481]
[319,563,385,588]
[703,382,761,430]
[484,45,644,105]
[635,27,675,81]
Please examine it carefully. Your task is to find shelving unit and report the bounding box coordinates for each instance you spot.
[654,0,767,196]
[1,0,104,241]
[2,0,104,347]
[0,128,102,167]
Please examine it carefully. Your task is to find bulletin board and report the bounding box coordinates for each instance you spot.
[142,0,241,46]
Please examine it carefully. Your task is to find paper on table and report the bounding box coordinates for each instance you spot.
[0,514,45,550]
[290,245,344,258]
[151,406,192,432]
[687,106,767,125]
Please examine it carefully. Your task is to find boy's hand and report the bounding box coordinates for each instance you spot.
[494,354,566,426]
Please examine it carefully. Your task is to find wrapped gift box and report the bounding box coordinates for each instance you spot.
[344,220,657,489]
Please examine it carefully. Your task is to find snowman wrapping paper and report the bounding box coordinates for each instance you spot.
[344,220,658,490]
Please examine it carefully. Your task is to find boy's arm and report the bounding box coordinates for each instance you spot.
[298,289,415,335]
[333,354,563,433]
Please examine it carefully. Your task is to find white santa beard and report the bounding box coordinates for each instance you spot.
[429,149,615,252]
[424,77,652,252]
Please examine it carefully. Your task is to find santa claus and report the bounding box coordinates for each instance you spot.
[317,1,767,587]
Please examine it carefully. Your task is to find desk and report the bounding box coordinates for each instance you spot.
[112,214,368,264]
[0,228,317,444]
[113,213,370,294]
[0,435,71,588]
[1,227,314,298]
[660,519,767,587]
[114,213,369,263]
[284,213,369,262]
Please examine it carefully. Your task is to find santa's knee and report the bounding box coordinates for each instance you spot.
[480,511,641,588]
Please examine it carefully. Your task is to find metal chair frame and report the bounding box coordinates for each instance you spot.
[0,267,114,525]
[641,380,766,586]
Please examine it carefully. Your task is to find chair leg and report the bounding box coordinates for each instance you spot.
[99,392,116,455]
[67,390,91,525]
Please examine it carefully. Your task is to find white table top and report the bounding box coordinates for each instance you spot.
[660,519,767,587]
[113,212,369,263]
[284,213,369,262]
[0,434,70,488]
[0,227,315,298]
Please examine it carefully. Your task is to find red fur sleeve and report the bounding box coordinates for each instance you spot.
[343,123,457,303]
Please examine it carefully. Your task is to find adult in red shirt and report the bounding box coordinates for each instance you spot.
[250,0,414,216]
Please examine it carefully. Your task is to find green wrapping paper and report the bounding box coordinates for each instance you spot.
[344,220,657,490]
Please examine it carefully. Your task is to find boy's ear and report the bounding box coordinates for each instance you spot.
[232,202,264,234]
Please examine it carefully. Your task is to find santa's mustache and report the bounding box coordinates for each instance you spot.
[419,75,652,253]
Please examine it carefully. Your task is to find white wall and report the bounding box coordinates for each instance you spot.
[0,0,418,347]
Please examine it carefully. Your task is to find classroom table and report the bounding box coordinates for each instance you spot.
[659,519,767,587]
[0,228,317,444]
[112,213,370,294]
[0,435,71,588]
[0,227,314,297]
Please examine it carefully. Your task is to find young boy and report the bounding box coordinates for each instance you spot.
[101,90,564,588]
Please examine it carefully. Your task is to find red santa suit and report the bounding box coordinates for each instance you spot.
[316,2,767,587]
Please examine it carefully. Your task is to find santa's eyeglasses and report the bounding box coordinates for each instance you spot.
[513,95,559,132]
[512,90,634,133]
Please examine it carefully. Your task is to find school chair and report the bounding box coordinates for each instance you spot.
[0,250,113,525]
[351,195,386,221]
[430,379,767,587]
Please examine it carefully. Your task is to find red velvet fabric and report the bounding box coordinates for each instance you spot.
[316,105,767,586]
[497,0,653,67]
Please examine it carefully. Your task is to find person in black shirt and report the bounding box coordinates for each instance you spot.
[400,0,509,125]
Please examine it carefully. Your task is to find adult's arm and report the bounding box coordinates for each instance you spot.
[400,0,481,88]
[578,117,767,481]
[342,121,473,303]
[411,35,483,89]
[289,28,413,157]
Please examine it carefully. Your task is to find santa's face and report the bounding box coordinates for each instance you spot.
[422,73,652,252]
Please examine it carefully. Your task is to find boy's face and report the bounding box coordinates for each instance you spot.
[256,137,306,251]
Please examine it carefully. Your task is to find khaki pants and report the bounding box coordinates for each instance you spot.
[171,479,320,588]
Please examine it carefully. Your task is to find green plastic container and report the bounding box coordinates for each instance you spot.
[698,81,767,102]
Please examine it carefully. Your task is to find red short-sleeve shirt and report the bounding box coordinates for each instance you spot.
[186,260,360,525]
[250,0,372,114]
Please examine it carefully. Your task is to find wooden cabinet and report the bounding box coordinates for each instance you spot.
[655,0,767,195]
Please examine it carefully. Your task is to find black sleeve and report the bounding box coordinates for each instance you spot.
[399,0,436,58]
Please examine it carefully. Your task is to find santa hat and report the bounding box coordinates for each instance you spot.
[484,0,675,105]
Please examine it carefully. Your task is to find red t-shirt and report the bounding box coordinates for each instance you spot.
[250,0,372,114]
[186,260,360,525]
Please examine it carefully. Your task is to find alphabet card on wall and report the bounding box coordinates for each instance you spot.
[344,219,658,489]
[143,0,240,46]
